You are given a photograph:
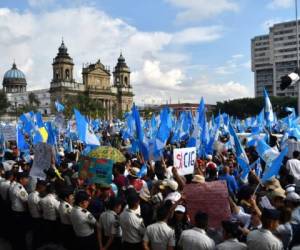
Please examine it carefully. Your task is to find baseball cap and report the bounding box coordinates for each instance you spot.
[175,205,186,213]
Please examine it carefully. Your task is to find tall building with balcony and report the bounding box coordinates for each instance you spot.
[252,20,300,97]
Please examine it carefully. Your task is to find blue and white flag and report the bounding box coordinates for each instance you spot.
[256,139,279,166]
[74,109,100,146]
[55,100,65,112]
[263,88,274,127]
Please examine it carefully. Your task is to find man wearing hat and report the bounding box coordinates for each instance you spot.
[58,186,75,250]
[10,171,30,250]
[216,220,247,250]
[28,179,47,249]
[247,208,283,250]
[160,179,181,204]
[70,190,100,250]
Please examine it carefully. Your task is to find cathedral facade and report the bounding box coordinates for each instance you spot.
[2,41,134,120]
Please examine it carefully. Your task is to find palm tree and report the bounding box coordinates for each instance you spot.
[28,92,40,107]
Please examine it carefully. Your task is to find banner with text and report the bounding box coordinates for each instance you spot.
[173,147,196,176]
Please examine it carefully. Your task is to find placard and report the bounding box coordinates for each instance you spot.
[183,181,231,229]
[30,143,54,180]
[78,157,113,184]
[0,125,16,141]
[173,147,196,176]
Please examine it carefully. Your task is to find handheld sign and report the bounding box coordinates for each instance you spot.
[78,157,113,185]
[173,147,196,176]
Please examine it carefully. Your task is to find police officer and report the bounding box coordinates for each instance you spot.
[39,182,60,244]
[99,197,123,250]
[28,179,47,249]
[58,186,75,250]
[10,171,30,250]
[70,190,100,250]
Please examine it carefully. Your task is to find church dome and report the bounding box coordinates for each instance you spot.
[3,62,26,80]
[114,53,130,72]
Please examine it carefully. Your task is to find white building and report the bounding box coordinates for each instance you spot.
[252,20,300,97]
[2,62,51,117]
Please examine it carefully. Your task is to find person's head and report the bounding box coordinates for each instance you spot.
[222,166,230,175]
[36,179,47,194]
[74,190,90,209]
[293,151,300,159]
[127,193,140,210]
[174,205,187,222]
[156,205,170,222]
[278,207,292,224]
[113,163,125,176]
[58,187,74,205]
[108,197,123,214]
[261,208,281,231]
[4,170,13,181]
[194,210,208,230]
[17,172,29,186]
[159,179,178,196]
[221,220,241,240]
[98,183,111,199]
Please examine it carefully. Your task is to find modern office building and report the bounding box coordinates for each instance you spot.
[252,20,300,97]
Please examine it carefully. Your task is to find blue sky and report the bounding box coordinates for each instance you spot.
[0,0,298,104]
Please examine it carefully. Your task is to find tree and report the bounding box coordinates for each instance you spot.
[0,90,10,116]
[28,92,40,107]
[64,93,106,119]
[215,96,297,119]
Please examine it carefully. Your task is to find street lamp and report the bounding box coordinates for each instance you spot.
[280,0,300,114]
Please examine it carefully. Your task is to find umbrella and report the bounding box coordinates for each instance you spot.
[88,146,126,163]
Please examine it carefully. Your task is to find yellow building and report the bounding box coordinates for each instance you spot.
[50,41,134,119]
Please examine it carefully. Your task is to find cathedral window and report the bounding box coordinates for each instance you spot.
[124,76,128,86]
[65,69,70,80]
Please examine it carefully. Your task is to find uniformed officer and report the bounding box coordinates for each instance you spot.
[99,197,123,250]
[58,186,75,250]
[70,190,100,250]
[39,182,60,244]
[0,170,14,239]
[10,171,30,250]
[120,193,146,250]
[28,179,47,250]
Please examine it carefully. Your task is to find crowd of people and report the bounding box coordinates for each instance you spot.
[1,131,300,250]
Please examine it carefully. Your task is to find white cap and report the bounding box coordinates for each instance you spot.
[160,179,178,191]
[175,205,186,213]
[286,192,300,202]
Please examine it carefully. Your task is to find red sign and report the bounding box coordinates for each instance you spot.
[183,181,231,229]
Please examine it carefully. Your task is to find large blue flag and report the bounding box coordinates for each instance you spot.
[74,109,100,146]
[263,88,274,127]
[55,100,65,112]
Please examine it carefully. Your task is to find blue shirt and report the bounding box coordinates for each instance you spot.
[219,174,239,194]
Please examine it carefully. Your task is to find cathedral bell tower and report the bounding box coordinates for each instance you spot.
[113,53,134,116]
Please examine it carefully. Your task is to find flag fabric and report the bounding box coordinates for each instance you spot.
[261,147,288,182]
[74,109,100,146]
[55,100,65,112]
[256,139,279,166]
[17,126,29,151]
[263,88,274,127]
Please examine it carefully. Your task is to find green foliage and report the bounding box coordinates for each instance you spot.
[64,93,106,119]
[215,96,297,119]
[0,91,10,115]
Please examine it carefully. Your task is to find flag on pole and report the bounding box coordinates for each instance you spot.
[263,88,274,127]
[55,100,65,112]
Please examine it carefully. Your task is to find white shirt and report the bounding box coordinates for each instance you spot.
[0,180,11,201]
[28,191,42,218]
[247,228,283,250]
[216,238,247,250]
[70,206,97,237]
[8,181,17,201]
[40,193,60,221]
[120,208,145,243]
[291,206,300,224]
[11,183,28,212]
[143,221,175,250]
[58,201,72,225]
[178,227,215,250]
[286,158,300,180]
[99,209,122,237]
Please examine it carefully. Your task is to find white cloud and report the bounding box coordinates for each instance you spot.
[0,6,251,106]
[262,18,284,31]
[28,0,55,8]
[166,0,238,22]
[267,0,293,9]
[173,26,223,44]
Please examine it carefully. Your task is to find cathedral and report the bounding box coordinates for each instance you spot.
[2,40,134,120]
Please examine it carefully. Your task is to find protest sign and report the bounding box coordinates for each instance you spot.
[173,147,196,176]
[78,157,113,185]
[30,143,54,180]
[0,124,16,141]
[183,181,231,229]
